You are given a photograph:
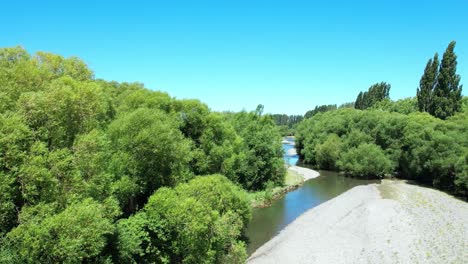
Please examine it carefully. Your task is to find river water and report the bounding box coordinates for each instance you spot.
[245,139,379,255]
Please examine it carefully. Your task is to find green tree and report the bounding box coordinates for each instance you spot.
[107,108,192,211]
[0,172,17,234]
[7,199,114,263]
[430,41,463,119]
[417,53,439,112]
[17,76,112,148]
[338,143,393,178]
[354,82,391,110]
[314,134,342,170]
[73,130,114,201]
[33,51,94,81]
[304,104,337,119]
[0,114,33,232]
[117,175,250,264]
[225,111,285,190]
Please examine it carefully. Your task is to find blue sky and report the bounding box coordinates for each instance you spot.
[2,0,467,115]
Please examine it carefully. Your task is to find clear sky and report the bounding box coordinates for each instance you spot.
[2,0,467,115]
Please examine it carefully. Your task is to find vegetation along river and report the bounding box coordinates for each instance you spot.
[245,140,380,255]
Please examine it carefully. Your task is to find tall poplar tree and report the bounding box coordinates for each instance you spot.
[430,41,463,119]
[354,82,391,110]
[417,53,439,112]
[354,92,363,109]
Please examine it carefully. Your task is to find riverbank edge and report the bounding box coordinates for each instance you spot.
[249,166,320,208]
[248,180,468,264]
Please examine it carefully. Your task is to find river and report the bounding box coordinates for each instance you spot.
[245,138,379,255]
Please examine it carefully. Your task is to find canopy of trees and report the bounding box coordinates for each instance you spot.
[296,41,465,195]
[296,107,467,196]
[0,47,286,263]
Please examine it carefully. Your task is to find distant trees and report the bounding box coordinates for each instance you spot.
[296,108,467,195]
[417,41,463,119]
[354,82,391,110]
[304,104,337,119]
[270,114,303,136]
[338,102,355,109]
[370,97,418,115]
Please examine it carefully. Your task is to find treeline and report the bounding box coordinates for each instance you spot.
[296,41,467,196]
[354,82,391,110]
[270,114,303,135]
[271,114,303,128]
[0,47,285,263]
[273,103,353,135]
[304,104,337,118]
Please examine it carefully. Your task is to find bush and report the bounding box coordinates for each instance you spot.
[338,143,394,178]
[116,175,251,264]
[314,134,342,170]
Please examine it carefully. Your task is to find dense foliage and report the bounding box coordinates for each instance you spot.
[297,103,467,196]
[271,114,303,128]
[116,175,250,264]
[298,41,465,196]
[0,47,286,263]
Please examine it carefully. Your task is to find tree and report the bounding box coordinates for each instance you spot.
[430,41,463,119]
[304,104,337,119]
[116,175,251,264]
[0,172,16,234]
[0,114,33,232]
[17,76,113,148]
[107,108,192,211]
[314,134,342,170]
[7,199,114,263]
[73,130,115,201]
[224,111,285,190]
[338,143,393,178]
[417,53,439,112]
[354,82,391,110]
[354,92,364,109]
[33,51,94,81]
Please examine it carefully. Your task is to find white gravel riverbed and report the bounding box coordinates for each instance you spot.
[248,180,468,264]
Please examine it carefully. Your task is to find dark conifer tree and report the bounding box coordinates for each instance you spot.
[354,82,390,110]
[355,92,363,109]
[430,41,463,119]
[417,53,439,112]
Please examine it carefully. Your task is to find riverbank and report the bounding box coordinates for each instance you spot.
[288,165,320,181]
[249,166,320,208]
[248,180,468,264]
